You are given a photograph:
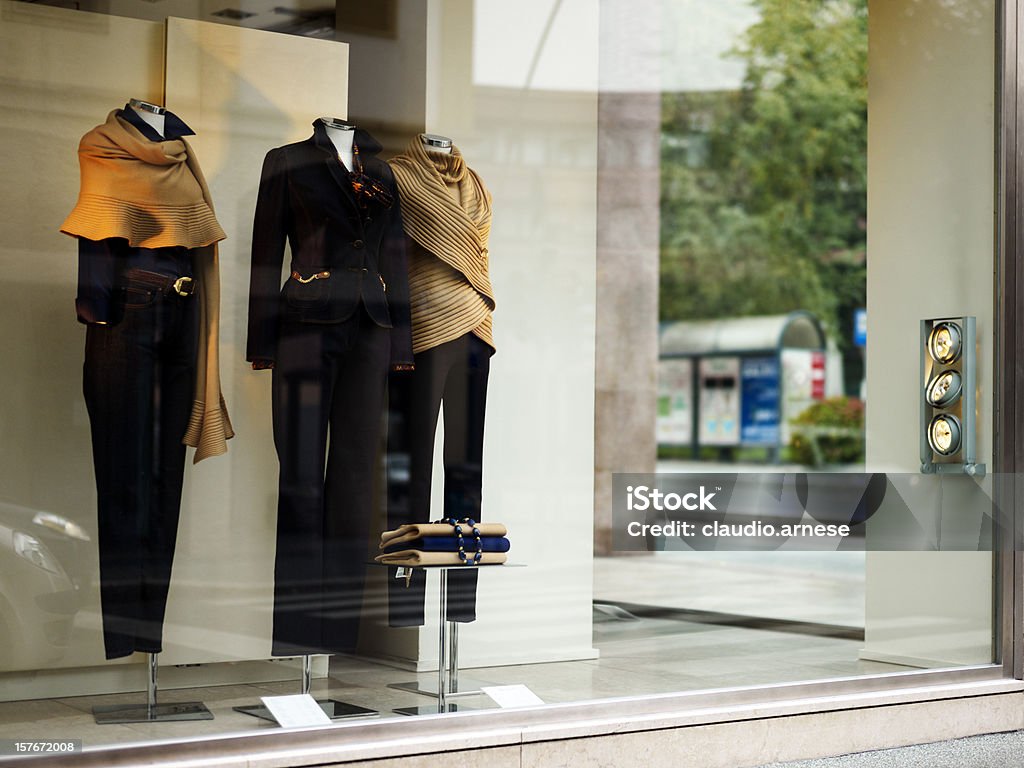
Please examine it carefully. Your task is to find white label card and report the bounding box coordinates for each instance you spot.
[481,684,544,708]
[260,694,333,728]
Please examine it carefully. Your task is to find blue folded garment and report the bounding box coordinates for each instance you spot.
[382,536,511,554]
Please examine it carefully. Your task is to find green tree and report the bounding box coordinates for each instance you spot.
[660,0,867,351]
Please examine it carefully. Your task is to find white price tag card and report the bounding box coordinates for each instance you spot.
[260,694,333,728]
[481,684,544,708]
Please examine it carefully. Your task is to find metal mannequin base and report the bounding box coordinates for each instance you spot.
[94,701,213,724]
[393,701,478,717]
[232,655,379,723]
[232,699,377,722]
[93,654,213,724]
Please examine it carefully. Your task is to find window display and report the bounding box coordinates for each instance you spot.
[0,0,1015,765]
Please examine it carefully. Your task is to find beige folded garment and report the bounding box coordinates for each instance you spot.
[374,550,508,566]
[380,522,508,549]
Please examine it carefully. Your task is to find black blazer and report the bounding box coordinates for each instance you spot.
[246,120,413,367]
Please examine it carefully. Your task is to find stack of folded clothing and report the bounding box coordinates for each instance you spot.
[375,520,510,566]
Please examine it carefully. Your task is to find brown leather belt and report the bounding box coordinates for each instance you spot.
[123,268,195,297]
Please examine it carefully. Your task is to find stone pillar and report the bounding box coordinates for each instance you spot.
[594,1,661,554]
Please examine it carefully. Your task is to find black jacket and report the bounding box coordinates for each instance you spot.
[246,120,413,367]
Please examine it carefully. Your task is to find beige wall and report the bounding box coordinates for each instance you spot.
[0,1,165,674]
[863,0,995,666]
[0,4,349,680]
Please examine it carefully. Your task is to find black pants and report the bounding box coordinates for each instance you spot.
[386,333,491,626]
[83,276,198,660]
[271,307,389,656]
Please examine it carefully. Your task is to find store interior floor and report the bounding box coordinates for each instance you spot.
[0,552,911,749]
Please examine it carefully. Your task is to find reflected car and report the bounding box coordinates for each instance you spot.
[0,502,92,669]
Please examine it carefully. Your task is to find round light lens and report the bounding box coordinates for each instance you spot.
[928,322,962,364]
[928,414,962,456]
[925,370,963,408]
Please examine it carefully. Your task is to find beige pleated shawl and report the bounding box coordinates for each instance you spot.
[61,110,233,462]
[388,136,495,354]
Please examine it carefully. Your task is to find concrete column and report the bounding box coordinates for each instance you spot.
[594,0,661,554]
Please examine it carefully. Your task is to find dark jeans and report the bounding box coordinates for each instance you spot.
[271,307,390,656]
[386,333,491,626]
[83,275,198,660]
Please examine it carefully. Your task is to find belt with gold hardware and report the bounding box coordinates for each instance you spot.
[122,268,195,297]
[291,270,331,284]
[290,268,387,292]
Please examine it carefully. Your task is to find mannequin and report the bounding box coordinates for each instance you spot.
[246,117,412,656]
[61,100,230,682]
[386,133,496,627]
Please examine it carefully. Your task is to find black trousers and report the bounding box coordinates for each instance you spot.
[83,276,198,660]
[386,333,491,626]
[271,307,389,656]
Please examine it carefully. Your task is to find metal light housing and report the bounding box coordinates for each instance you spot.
[928,321,963,364]
[920,316,983,476]
[925,369,962,408]
[927,413,962,456]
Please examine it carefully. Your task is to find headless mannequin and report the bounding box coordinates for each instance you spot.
[386,130,492,628]
[84,96,212,721]
[324,120,355,171]
[129,98,165,138]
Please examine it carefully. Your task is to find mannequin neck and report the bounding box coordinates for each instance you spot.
[130,99,165,138]
[421,133,453,155]
[325,124,355,170]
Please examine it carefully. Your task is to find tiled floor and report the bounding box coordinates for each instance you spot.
[0,553,912,751]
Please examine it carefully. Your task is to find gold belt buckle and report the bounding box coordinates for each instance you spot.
[173,276,194,296]
[292,270,331,284]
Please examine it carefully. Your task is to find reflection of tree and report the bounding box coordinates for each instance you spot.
[660,0,867,370]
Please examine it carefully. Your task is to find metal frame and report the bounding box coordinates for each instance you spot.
[995,0,1022,682]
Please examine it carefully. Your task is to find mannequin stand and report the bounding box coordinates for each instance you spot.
[93,654,213,724]
[233,655,377,722]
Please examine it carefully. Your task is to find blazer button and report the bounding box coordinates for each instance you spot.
[352,239,365,249]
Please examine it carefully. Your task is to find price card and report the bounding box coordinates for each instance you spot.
[481,684,544,708]
[260,694,333,728]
